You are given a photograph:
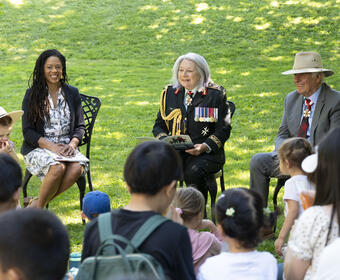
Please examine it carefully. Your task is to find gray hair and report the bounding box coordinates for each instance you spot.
[312,72,325,82]
[171,52,212,90]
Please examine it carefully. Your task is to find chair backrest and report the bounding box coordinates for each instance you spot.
[79,93,101,159]
[227,101,236,119]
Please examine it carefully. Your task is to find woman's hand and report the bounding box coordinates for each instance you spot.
[59,144,76,157]
[185,144,208,156]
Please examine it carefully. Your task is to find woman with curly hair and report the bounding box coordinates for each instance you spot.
[21,49,87,208]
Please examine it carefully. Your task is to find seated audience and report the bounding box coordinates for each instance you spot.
[274,137,314,256]
[81,141,196,280]
[172,187,222,274]
[197,188,277,280]
[284,127,340,280]
[0,106,23,163]
[0,153,22,214]
[0,208,69,280]
[21,49,87,208]
[81,190,111,221]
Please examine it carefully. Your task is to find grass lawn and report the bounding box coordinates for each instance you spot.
[1,0,339,257]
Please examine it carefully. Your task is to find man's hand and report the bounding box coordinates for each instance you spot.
[185,144,208,156]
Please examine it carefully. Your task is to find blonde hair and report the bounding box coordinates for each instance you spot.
[172,187,205,222]
[278,137,312,170]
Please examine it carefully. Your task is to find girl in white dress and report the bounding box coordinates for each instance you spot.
[197,188,277,280]
[274,137,314,256]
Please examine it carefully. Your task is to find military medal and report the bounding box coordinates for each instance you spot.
[186,96,192,106]
[303,108,311,118]
[201,127,209,136]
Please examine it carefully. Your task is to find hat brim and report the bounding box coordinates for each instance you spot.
[301,153,318,173]
[282,68,334,77]
[2,111,24,128]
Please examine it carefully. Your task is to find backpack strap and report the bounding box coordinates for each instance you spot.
[98,211,119,256]
[98,212,114,243]
[125,214,168,254]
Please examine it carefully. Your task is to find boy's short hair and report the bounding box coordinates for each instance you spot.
[0,208,70,280]
[0,153,22,202]
[83,191,111,220]
[124,141,183,195]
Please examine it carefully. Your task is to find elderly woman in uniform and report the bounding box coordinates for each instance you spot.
[153,52,231,204]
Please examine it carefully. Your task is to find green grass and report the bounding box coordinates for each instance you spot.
[1,0,339,257]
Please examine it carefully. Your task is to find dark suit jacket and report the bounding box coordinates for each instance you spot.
[21,84,85,155]
[152,85,231,165]
[275,83,340,151]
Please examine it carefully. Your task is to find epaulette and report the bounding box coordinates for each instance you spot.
[207,82,226,95]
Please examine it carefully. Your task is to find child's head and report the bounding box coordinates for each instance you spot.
[216,188,265,249]
[278,137,312,174]
[0,153,22,213]
[0,107,23,142]
[82,191,111,220]
[0,208,69,280]
[172,187,205,223]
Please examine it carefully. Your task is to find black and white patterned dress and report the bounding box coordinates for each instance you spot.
[24,88,88,180]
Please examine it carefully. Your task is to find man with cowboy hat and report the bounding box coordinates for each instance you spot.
[249,51,340,208]
[0,106,24,163]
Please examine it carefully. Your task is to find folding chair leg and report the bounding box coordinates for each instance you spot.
[86,164,94,192]
[22,170,33,198]
[207,177,218,224]
[76,174,86,225]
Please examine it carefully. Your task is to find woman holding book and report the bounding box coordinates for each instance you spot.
[152,53,231,205]
[21,49,87,208]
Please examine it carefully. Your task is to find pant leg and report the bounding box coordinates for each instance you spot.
[249,152,280,207]
[182,155,221,204]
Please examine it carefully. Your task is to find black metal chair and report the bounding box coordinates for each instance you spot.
[22,93,101,223]
[180,101,236,223]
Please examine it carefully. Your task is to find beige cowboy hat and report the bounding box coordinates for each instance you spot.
[0,106,24,129]
[282,51,334,77]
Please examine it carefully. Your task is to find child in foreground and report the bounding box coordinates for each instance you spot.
[0,106,23,163]
[274,137,314,256]
[197,188,277,280]
[172,187,222,274]
[81,190,111,221]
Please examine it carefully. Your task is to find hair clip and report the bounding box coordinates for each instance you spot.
[175,208,182,215]
[225,207,235,217]
[218,193,225,200]
[263,207,271,215]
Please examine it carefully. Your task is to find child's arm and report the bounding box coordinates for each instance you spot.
[198,219,223,241]
[274,199,299,256]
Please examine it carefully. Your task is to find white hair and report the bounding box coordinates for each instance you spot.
[312,72,325,82]
[171,52,212,90]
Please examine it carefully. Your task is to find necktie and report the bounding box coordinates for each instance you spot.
[297,98,313,138]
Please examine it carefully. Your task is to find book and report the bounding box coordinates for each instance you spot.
[44,149,89,162]
[136,135,194,150]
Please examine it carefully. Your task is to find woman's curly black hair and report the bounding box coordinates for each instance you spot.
[28,49,68,123]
